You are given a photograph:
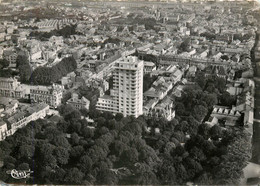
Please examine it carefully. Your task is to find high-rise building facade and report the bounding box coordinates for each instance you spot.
[96,56,144,118]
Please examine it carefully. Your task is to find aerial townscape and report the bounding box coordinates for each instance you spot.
[0,0,260,185]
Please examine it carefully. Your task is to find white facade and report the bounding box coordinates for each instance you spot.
[96,56,144,118]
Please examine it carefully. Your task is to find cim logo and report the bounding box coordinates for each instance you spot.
[6,169,33,179]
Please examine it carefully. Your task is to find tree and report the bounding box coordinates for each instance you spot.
[17,163,30,170]
[122,122,142,136]
[198,123,211,139]
[54,168,66,183]
[18,63,32,83]
[185,116,200,135]
[188,146,207,162]
[78,154,93,173]
[139,145,160,168]
[18,144,35,159]
[175,102,185,116]
[98,126,109,136]
[213,130,251,184]
[70,145,84,159]
[4,156,16,167]
[209,125,223,140]
[64,110,81,122]
[64,168,84,184]
[221,55,229,61]
[54,147,69,165]
[158,160,177,184]
[218,91,236,107]
[0,58,10,68]
[82,125,95,139]
[203,93,218,109]
[178,37,191,52]
[195,72,206,89]
[201,140,216,157]
[16,55,28,67]
[71,132,80,145]
[37,142,57,168]
[110,140,128,157]
[88,145,108,163]
[132,163,159,185]
[52,135,70,149]
[175,121,188,133]
[15,55,33,83]
[183,157,203,179]
[195,172,213,185]
[44,126,62,142]
[96,169,119,185]
[68,121,82,134]
[61,92,71,104]
[0,68,14,78]
[215,77,226,93]
[200,32,216,40]
[120,147,139,166]
[143,74,157,92]
[173,145,186,157]
[57,120,70,133]
[30,56,77,85]
[174,163,188,184]
[58,104,75,116]
[96,117,106,128]
[115,113,124,121]
[167,118,179,130]
[192,105,207,121]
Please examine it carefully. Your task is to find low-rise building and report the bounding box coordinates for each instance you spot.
[1,103,49,141]
[210,105,241,127]
[144,61,156,74]
[187,66,197,78]
[205,116,219,127]
[144,77,173,100]
[0,98,18,116]
[61,71,76,88]
[143,96,175,121]
[67,93,90,110]
[30,84,63,108]
[0,77,24,98]
[3,49,17,68]
[226,86,243,96]
[150,65,183,84]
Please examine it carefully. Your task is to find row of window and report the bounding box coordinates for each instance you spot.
[120,97,136,100]
[31,90,50,94]
[120,103,136,108]
[96,106,116,112]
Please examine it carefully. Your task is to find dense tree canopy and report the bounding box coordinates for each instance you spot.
[16,55,33,83]
[30,56,77,85]
[0,100,251,185]
[143,74,157,92]
[0,58,9,69]
[29,25,80,41]
[0,66,250,185]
